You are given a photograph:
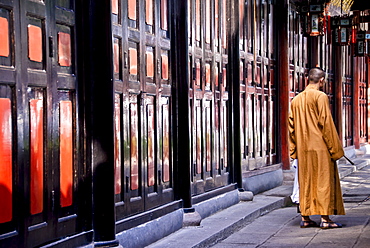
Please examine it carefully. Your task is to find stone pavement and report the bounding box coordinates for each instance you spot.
[147,154,370,248]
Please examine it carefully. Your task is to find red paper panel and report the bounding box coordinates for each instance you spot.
[214,100,220,170]
[114,41,119,74]
[0,98,12,223]
[196,105,201,174]
[58,32,71,67]
[114,94,121,194]
[161,54,168,80]
[128,0,136,20]
[206,106,211,171]
[112,0,118,15]
[195,0,200,41]
[130,103,139,190]
[147,105,155,186]
[146,0,153,25]
[205,0,210,43]
[129,48,137,75]
[0,17,9,57]
[214,65,219,87]
[146,51,154,78]
[162,105,170,182]
[28,25,42,62]
[215,1,219,44]
[160,0,168,30]
[205,64,211,88]
[30,99,44,215]
[59,101,73,207]
[222,0,227,48]
[196,62,200,86]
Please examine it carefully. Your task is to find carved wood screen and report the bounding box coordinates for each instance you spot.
[288,10,308,98]
[188,0,230,195]
[0,0,84,247]
[239,0,277,171]
[111,0,174,228]
[358,57,368,143]
[342,46,354,147]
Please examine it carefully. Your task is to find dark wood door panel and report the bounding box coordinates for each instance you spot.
[0,0,84,247]
[239,0,276,171]
[112,0,174,219]
[188,0,230,196]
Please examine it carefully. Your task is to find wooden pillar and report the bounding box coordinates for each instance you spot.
[79,0,118,246]
[228,0,242,188]
[171,0,192,209]
[334,46,343,142]
[353,57,360,149]
[309,36,319,68]
[276,0,290,170]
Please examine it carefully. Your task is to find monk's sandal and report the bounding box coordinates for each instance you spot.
[300,220,319,228]
[320,221,343,229]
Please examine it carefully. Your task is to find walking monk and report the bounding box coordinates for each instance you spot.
[288,67,345,229]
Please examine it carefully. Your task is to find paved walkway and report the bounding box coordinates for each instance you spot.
[147,154,370,248]
[211,164,370,248]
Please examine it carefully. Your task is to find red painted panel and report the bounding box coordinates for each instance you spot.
[206,106,211,171]
[214,100,220,170]
[0,98,12,223]
[146,51,154,78]
[196,105,201,174]
[162,104,170,182]
[112,0,118,15]
[114,41,120,74]
[196,62,200,86]
[28,25,42,62]
[161,0,168,30]
[30,99,44,215]
[0,17,9,57]
[222,0,227,48]
[195,0,200,41]
[128,0,136,20]
[146,0,153,25]
[215,0,219,45]
[161,54,168,80]
[205,64,211,88]
[114,94,121,194]
[205,0,210,44]
[130,103,139,190]
[58,32,71,67]
[60,101,73,207]
[147,105,155,186]
[214,65,219,87]
[129,48,137,75]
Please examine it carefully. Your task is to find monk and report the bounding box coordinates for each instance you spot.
[288,67,345,229]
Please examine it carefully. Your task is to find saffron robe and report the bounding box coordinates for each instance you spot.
[288,84,345,216]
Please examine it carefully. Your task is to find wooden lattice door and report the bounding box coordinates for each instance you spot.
[111,0,174,227]
[188,0,230,196]
[0,0,86,247]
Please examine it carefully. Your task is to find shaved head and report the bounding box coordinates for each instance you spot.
[308,67,325,83]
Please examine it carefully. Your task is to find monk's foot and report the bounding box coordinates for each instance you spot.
[300,220,319,228]
[320,221,343,229]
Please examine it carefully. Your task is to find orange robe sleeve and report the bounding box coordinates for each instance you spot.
[317,94,344,160]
